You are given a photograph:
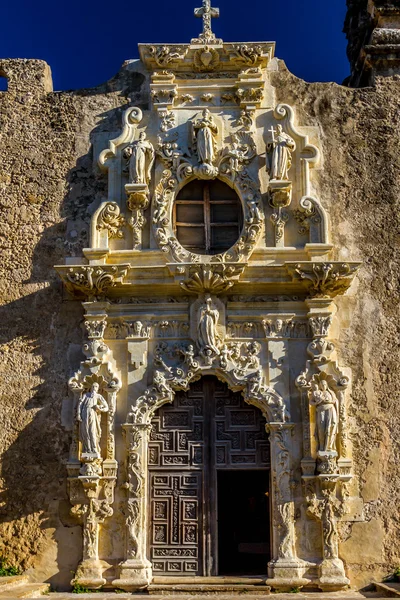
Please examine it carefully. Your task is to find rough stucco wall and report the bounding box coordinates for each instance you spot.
[0,57,399,590]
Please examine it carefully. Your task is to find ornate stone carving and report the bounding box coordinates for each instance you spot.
[180,93,195,104]
[261,318,311,339]
[309,378,339,454]
[286,262,361,298]
[156,135,193,176]
[236,108,255,130]
[148,45,187,67]
[306,485,349,590]
[200,92,215,103]
[158,108,176,132]
[270,207,289,247]
[151,88,178,105]
[153,143,263,265]
[293,196,322,236]
[309,316,332,337]
[72,498,114,587]
[219,131,256,175]
[192,109,219,179]
[194,46,220,71]
[267,125,296,182]
[96,202,125,239]
[179,264,245,294]
[128,338,287,426]
[118,424,152,590]
[192,0,222,45]
[231,44,263,65]
[77,383,109,460]
[56,265,129,299]
[85,319,107,340]
[197,295,221,358]
[236,86,264,104]
[123,132,155,248]
[268,425,295,559]
[124,133,155,185]
[129,209,146,249]
[67,310,121,589]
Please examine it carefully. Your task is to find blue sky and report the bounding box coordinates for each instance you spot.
[1,0,349,91]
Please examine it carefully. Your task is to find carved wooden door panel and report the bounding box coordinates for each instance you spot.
[148,377,270,576]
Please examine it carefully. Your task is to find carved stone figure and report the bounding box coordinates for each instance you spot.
[197,295,220,356]
[77,383,109,458]
[309,380,339,453]
[153,370,171,397]
[193,109,218,165]
[266,124,296,181]
[246,192,263,223]
[180,344,199,369]
[125,133,155,184]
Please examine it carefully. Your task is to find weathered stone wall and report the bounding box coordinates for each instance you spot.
[0,57,399,590]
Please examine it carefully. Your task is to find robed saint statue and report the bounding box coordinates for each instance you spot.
[192,109,218,166]
[77,382,109,458]
[124,132,155,185]
[266,124,296,181]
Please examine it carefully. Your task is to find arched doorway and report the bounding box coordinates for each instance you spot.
[148,376,271,577]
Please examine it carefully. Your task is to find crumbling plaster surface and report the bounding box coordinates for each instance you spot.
[0,57,398,590]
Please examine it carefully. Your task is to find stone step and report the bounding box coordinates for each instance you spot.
[148,583,271,594]
[373,582,400,598]
[47,594,390,600]
[0,583,50,598]
[149,576,271,595]
[152,576,268,585]
[0,576,29,593]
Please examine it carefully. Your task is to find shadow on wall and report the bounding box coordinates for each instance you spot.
[0,61,146,589]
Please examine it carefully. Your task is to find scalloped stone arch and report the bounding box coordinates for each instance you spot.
[129,364,288,426]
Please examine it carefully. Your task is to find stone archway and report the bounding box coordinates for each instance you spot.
[147,375,271,577]
[115,363,303,591]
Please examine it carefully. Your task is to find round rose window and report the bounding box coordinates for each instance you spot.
[173,179,243,255]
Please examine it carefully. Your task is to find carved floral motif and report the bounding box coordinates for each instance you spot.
[96,202,125,239]
[286,262,361,298]
[149,45,187,66]
[231,44,263,65]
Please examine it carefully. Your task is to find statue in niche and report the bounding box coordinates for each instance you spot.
[124,132,155,185]
[266,124,296,181]
[192,109,218,165]
[197,295,220,356]
[309,380,339,453]
[77,383,109,458]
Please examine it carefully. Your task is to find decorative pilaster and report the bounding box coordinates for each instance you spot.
[67,302,121,589]
[296,297,352,590]
[267,424,310,590]
[115,423,152,591]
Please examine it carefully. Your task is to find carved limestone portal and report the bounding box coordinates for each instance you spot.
[56,1,361,593]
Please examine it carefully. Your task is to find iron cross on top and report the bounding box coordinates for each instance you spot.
[194,0,220,39]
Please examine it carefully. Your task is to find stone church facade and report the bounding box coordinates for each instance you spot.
[0,0,399,593]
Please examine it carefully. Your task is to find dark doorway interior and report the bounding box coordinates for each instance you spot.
[217,470,270,575]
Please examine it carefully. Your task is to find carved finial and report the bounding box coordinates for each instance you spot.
[193,0,221,44]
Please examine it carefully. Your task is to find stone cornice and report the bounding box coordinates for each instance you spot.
[138,42,275,74]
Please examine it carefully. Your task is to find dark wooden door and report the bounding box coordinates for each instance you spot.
[148,377,270,576]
